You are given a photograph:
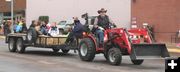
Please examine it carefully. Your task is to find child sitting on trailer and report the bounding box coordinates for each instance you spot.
[48,22,59,37]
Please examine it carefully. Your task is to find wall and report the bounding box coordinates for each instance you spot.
[0,0,26,12]
[26,0,131,28]
[0,13,3,24]
[131,0,179,42]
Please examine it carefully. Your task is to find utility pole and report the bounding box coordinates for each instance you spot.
[11,0,14,33]
[6,0,14,33]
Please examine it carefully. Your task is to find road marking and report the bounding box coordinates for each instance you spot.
[38,60,55,65]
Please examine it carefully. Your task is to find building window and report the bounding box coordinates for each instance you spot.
[3,12,11,16]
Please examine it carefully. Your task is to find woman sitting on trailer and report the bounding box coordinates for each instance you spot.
[30,20,42,35]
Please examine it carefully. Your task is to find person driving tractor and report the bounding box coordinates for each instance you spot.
[93,8,116,47]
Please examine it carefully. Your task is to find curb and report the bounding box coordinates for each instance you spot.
[0,36,5,39]
[168,48,180,53]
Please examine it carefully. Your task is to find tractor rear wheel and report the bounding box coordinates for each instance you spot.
[131,60,144,65]
[78,38,96,61]
[107,48,122,65]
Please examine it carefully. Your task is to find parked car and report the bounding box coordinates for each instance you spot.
[57,20,74,34]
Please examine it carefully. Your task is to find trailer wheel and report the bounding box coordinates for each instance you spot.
[8,38,16,52]
[27,28,37,44]
[131,60,144,65]
[107,48,122,65]
[78,38,96,61]
[61,49,70,53]
[52,48,60,53]
[16,38,26,53]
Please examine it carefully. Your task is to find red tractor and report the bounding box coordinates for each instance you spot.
[78,28,170,65]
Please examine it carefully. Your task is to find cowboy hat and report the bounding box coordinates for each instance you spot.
[98,8,107,14]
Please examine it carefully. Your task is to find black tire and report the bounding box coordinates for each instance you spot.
[107,48,122,65]
[78,38,96,61]
[131,60,144,65]
[104,53,108,60]
[8,38,17,52]
[52,48,60,53]
[61,49,70,53]
[27,27,37,44]
[104,45,111,61]
[16,38,26,53]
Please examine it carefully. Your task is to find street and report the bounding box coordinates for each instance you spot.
[0,38,179,72]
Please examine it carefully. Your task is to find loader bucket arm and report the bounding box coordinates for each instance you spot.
[130,43,170,60]
[122,29,170,60]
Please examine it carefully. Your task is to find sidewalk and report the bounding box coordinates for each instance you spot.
[166,43,180,53]
[0,35,5,39]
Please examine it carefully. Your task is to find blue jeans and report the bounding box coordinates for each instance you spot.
[40,27,48,35]
[95,29,104,44]
[65,32,82,44]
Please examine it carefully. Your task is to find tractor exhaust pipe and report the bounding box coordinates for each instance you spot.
[130,43,170,60]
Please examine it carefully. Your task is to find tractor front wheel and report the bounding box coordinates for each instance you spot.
[131,60,144,65]
[78,38,96,61]
[107,48,122,65]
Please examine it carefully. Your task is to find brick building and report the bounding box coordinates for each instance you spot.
[131,0,180,42]
[0,0,26,24]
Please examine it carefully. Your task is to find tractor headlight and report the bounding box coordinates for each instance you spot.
[144,35,148,38]
[129,35,133,38]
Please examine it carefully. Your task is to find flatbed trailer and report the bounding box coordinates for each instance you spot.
[6,33,78,53]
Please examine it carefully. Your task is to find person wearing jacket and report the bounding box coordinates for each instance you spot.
[40,21,48,35]
[28,20,41,44]
[93,8,116,47]
[65,17,84,45]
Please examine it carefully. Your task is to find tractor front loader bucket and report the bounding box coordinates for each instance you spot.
[130,43,170,60]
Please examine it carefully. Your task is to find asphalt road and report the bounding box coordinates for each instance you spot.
[0,39,179,72]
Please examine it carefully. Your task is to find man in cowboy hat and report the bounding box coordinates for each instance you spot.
[93,8,116,47]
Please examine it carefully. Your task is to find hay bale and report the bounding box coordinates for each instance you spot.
[46,38,54,45]
[36,36,67,45]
